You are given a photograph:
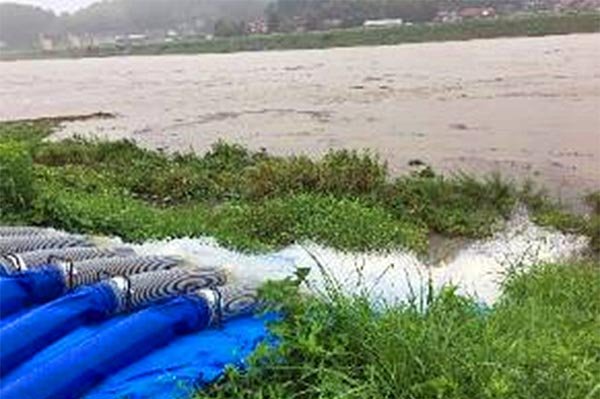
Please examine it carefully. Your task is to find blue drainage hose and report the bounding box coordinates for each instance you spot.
[0,296,211,399]
[0,282,118,376]
[0,268,226,375]
[0,266,65,318]
[0,227,273,399]
[0,256,181,317]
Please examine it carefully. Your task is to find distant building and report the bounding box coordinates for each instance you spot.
[323,19,343,29]
[128,34,148,43]
[435,10,462,23]
[92,34,117,46]
[66,33,96,49]
[162,30,180,43]
[555,0,600,9]
[38,35,55,51]
[363,19,404,28]
[67,33,82,49]
[247,19,269,34]
[115,34,148,47]
[458,7,496,19]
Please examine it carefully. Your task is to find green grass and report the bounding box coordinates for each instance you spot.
[196,261,600,399]
[1,119,598,399]
[2,12,599,60]
[0,140,34,216]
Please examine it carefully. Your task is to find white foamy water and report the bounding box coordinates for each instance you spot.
[128,208,588,306]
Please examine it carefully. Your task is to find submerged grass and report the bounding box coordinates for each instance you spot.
[197,262,600,399]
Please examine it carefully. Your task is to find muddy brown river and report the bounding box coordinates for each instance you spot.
[1,33,599,206]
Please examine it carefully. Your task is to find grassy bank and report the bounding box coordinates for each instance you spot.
[1,119,598,254]
[197,261,600,399]
[2,12,599,61]
[1,119,599,399]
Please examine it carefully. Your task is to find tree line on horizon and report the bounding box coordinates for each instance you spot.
[0,0,567,49]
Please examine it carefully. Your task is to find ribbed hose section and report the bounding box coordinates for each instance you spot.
[70,256,181,287]
[110,267,227,311]
[2,246,136,273]
[0,235,92,255]
[0,227,62,237]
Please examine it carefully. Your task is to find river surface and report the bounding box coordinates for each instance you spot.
[1,33,599,205]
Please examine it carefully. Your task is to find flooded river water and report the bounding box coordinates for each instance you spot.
[1,33,599,205]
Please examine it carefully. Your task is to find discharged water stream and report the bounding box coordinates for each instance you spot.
[131,208,589,305]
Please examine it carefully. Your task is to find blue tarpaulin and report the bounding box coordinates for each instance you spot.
[1,310,275,399]
[86,314,277,399]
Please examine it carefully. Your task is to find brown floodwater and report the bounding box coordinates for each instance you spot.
[1,33,599,206]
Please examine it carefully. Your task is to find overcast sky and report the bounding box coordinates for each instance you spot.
[0,0,99,13]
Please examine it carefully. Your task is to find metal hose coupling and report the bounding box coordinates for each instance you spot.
[196,284,261,325]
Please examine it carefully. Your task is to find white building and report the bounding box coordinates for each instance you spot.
[363,19,404,28]
[38,35,54,51]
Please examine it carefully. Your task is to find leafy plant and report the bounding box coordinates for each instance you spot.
[0,141,35,216]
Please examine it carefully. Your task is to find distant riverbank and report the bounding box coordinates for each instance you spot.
[1,12,598,61]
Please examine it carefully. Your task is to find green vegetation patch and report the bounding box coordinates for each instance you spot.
[210,194,427,252]
[31,167,426,252]
[521,184,600,254]
[1,120,596,254]
[197,261,600,399]
[0,140,35,219]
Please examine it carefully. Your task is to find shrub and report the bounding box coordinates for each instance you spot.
[202,141,258,173]
[34,138,158,168]
[383,173,516,237]
[242,156,319,200]
[242,150,388,201]
[0,141,35,216]
[210,194,427,252]
[318,150,388,197]
[126,164,219,205]
[3,120,597,254]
